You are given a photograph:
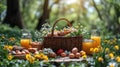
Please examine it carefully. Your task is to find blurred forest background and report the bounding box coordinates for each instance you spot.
[0,0,120,35]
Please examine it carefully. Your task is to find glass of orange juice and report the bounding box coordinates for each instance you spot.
[91,30,101,48]
[20,29,32,49]
[82,39,93,55]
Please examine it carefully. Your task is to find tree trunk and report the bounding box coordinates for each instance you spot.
[3,0,24,29]
[36,0,49,30]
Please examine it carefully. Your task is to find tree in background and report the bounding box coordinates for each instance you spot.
[35,0,49,30]
[36,0,59,30]
[92,0,120,34]
[1,0,120,35]
[3,0,24,29]
[0,0,6,22]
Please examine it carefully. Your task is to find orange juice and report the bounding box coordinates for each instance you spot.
[91,36,101,48]
[82,39,93,55]
[20,39,32,49]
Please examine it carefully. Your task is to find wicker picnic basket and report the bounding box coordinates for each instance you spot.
[43,18,83,51]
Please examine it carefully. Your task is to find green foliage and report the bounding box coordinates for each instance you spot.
[0,0,120,66]
[0,0,6,13]
[91,36,120,67]
[0,24,21,45]
[0,45,8,59]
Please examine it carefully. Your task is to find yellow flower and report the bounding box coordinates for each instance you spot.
[98,57,103,62]
[4,45,8,50]
[34,53,48,60]
[116,56,120,62]
[8,46,13,50]
[112,38,117,43]
[105,48,110,53]
[93,48,99,53]
[7,54,13,60]
[43,55,48,61]
[104,40,108,43]
[40,53,49,60]
[114,45,119,50]
[80,51,86,56]
[98,46,102,51]
[34,54,43,59]
[39,53,45,59]
[26,54,35,64]
[9,37,15,41]
[109,53,114,59]
[29,56,35,64]
[1,36,5,39]
[4,45,13,51]
[109,41,113,45]
[90,48,94,52]
[82,55,87,59]
[109,64,114,67]
[106,40,110,44]
[26,54,31,60]
[34,54,40,59]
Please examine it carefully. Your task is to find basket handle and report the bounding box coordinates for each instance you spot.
[51,18,72,37]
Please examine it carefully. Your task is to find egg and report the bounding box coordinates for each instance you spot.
[75,53,81,58]
[53,33,59,37]
[21,50,26,54]
[61,52,67,57]
[63,30,71,35]
[16,50,22,55]
[11,51,16,55]
[23,49,30,54]
[47,32,58,37]
[49,52,56,58]
[72,47,78,54]
[31,42,36,45]
[34,51,39,55]
[39,50,43,53]
[13,46,24,51]
[69,53,75,59]
[58,31,65,36]
[28,48,37,53]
